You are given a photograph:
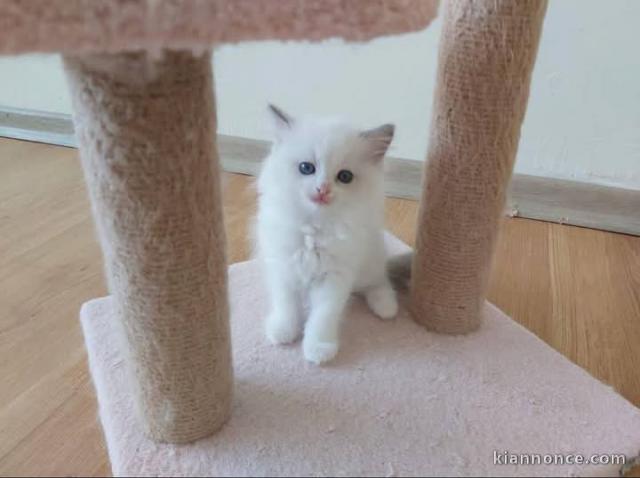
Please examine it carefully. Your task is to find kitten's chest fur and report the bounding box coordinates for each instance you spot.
[290,218,362,282]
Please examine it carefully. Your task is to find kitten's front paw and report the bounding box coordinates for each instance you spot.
[303,337,339,365]
[266,313,302,345]
[366,285,398,320]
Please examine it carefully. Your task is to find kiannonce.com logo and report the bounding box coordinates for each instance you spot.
[493,450,626,466]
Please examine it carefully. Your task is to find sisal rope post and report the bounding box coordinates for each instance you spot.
[63,51,233,443]
[410,0,548,334]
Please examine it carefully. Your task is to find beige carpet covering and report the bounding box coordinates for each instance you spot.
[0,0,438,55]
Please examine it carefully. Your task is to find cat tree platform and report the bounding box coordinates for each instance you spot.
[5,0,639,475]
[81,236,640,477]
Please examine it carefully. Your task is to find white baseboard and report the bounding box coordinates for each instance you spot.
[2,105,639,236]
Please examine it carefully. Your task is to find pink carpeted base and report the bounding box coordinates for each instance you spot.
[81,236,640,476]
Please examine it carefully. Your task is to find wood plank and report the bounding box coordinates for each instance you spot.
[509,174,640,236]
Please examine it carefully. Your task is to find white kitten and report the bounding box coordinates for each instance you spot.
[256,105,398,365]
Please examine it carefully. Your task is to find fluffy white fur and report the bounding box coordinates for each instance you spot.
[256,105,398,364]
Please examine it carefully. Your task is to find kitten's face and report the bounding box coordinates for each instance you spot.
[277,124,376,210]
[265,105,394,213]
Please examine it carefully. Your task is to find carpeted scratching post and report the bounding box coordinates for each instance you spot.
[410,0,548,335]
[63,51,232,443]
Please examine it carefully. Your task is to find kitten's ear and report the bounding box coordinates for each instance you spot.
[267,104,294,137]
[360,123,395,162]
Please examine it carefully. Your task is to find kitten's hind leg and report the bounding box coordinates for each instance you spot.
[264,265,303,345]
[365,281,398,320]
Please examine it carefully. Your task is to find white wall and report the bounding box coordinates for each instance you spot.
[0,0,638,190]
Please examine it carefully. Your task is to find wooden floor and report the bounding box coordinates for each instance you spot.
[1,137,639,476]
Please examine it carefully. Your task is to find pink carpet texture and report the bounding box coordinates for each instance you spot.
[80,235,640,476]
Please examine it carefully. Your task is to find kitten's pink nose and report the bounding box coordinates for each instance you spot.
[316,183,331,196]
[312,183,332,205]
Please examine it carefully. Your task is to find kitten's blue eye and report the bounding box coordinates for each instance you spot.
[337,169,354,184]
[299,162,316,175]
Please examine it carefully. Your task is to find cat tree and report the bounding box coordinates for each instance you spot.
[2,0,640,476]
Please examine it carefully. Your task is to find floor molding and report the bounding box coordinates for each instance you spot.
[2,105,638,236]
